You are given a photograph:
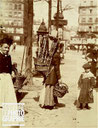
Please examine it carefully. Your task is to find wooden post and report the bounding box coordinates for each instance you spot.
[23,0,33,89]
[96,48,98,87]
[48,0,52,33]
[56,0,59,37]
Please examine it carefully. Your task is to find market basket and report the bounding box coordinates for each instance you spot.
[53,83,69,98]
[34,57,50,72]
[13,74,26,91]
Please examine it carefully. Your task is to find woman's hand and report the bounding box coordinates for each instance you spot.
[89,88,93,92]
[58,78,62,84]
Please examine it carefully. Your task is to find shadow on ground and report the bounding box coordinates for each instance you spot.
[33,96,65,109]
[33,96,39,102]
[16,92,28,102]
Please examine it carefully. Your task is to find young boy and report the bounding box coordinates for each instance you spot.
[78,63,96,109]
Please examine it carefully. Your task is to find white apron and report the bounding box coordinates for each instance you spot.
[0,73,19,128]
[0,73,17,105]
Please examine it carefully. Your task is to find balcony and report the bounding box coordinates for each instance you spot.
[2,24,23,28]
[78,29,98,34]
[79,5,97,9]
[79,22,94,25]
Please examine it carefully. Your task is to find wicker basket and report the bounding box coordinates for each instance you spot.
[53,83,69,98]
[14,75,26,90]
[34,57,50,72]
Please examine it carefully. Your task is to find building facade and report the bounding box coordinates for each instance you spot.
[78,0,98,37]
[0,0,24,44]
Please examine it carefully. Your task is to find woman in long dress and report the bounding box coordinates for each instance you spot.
[39,43,62,109]
[0,33,19,128]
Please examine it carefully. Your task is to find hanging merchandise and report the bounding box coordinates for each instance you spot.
[34,20,59,76]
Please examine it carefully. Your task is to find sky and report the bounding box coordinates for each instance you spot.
[34,0,80,27]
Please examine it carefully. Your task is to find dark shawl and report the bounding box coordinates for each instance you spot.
[45,51,61,85]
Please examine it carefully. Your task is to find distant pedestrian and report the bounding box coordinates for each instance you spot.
[82,47,87,59]
[77,63,96,110]
[12,42,17,52]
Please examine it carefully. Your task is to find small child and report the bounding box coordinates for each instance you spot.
[78,63,96,109]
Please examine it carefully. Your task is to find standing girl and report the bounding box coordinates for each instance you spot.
[78,63,96,109]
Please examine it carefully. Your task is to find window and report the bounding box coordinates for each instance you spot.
[9,11,12,17]
[16,28,23,34]
[88,18,93,23]
[11,22,14,26]
[90,1,93,6]
[14,4,17,9]
[13,20,18,26]
[18,12,22,17]
[95,26,98,31]
[8,28,14,33]
[14,12,17,17]
[18,4,21,10]
[95,18,98,23]
[4,20,9,25]
[90,9,92,14]
[82,9,86,14]
[9,4,12,9]
[14,36,20,41]
[18,20,23,26]
[81,18,86,23]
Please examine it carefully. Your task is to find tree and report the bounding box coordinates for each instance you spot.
[23,0,34,89]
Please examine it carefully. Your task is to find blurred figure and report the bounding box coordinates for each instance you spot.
[12,42,17,52]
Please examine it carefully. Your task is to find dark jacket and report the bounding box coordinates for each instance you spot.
[45,51,61,85]
[0,52,12,74]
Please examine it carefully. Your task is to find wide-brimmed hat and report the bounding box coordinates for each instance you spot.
[83,63,91,69]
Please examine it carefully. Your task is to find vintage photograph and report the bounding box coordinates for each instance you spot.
[0,0,98,128]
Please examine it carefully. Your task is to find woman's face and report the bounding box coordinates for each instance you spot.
[0,43,10,55]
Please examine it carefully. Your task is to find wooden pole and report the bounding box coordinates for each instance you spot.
[48,0,52,33]
[56,0,59,37]
[23,0,33,89]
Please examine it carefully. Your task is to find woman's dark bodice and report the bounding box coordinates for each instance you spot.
[45,51,61,85]
[0,52,12,74]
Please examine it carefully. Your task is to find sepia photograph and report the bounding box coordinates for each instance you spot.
[0,0,98,128]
